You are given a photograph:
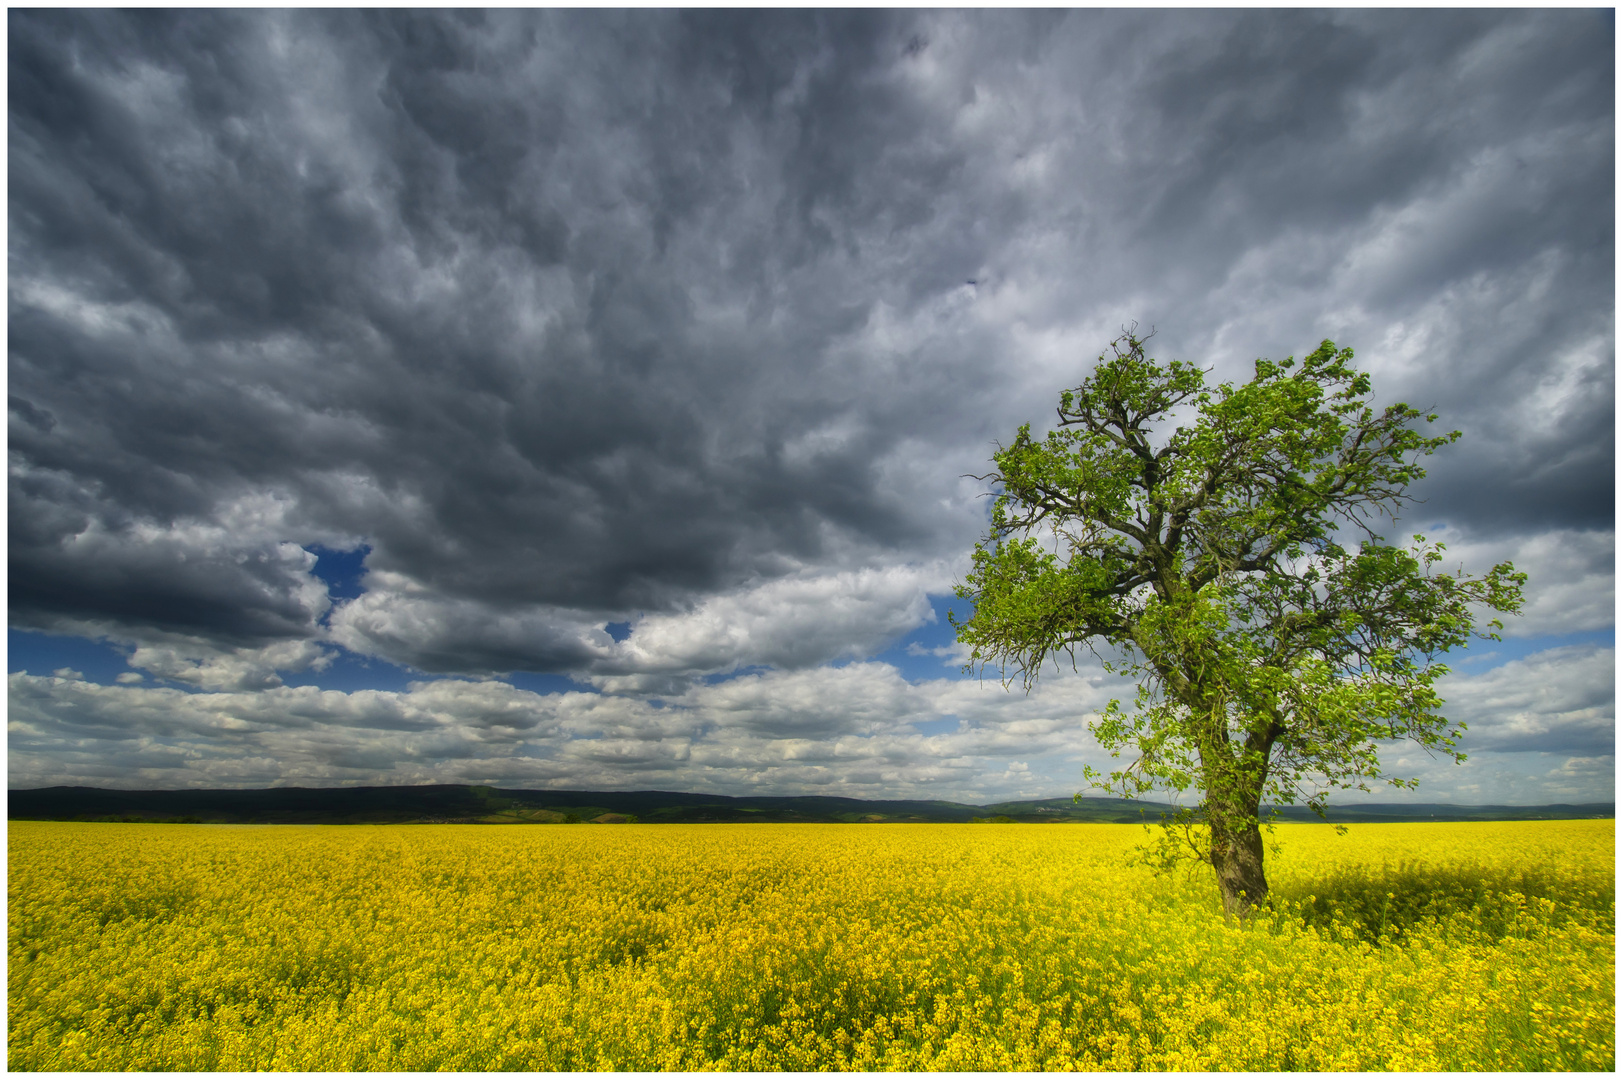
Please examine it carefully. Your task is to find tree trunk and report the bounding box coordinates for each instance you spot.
[1210,816,1268,919]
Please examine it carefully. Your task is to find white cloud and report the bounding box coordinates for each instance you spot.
[5,660,1116,802]
[587,563,952,683]
[127,638,332,692]
[1434,643,1614,755]
[1419,527,1612,638]
[322,563,960,687]
[325,572,606,675]
[9,631,1611,806]
[680,662,925,737]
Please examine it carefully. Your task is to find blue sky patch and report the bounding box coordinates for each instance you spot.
[914,716,961,736]
[870,595,969,682]
[305,544,371,602]
[506,671,589,696]
[278,646,416,693]
[8,629,131,684]
[1449,627,1613,668]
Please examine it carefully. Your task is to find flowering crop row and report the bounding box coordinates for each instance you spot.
[8,819,1613,1070]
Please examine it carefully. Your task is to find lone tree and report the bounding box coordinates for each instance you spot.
[952,331,1523,917]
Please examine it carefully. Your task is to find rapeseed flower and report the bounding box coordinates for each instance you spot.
[8,819,1612,1070]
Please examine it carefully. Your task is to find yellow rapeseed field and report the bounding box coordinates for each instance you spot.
[8,819,1614,1070]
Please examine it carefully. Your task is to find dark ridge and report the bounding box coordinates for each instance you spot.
[5,786,1613,825]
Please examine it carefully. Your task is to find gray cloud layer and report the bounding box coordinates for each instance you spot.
[9,10,1613,799]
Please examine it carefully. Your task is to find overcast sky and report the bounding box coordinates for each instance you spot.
[8,9,1614,805]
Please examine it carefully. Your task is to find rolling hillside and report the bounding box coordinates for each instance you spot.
[7,785,1612,825]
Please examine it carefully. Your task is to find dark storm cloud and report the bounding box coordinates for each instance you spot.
[9,9,1612,678]
[1149,9,1614,537]
[11,11,963,618]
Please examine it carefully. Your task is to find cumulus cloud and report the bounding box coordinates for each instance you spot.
[6,663,1122,801]
[586,564,950,689]
[1435,645,1614,756]
[126,640,331,692]
[324,571,607,676]
[12,641,1605,805]
[680,663,930,737]
[1424,528,1614,639]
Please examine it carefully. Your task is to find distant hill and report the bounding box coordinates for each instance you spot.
[6,785,1613,825]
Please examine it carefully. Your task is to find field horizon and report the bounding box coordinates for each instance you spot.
[8,783,1615,826]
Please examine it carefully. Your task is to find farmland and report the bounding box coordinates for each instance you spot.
[8,819,1614,1070]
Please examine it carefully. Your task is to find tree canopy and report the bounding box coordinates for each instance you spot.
[952,332,1525,916]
